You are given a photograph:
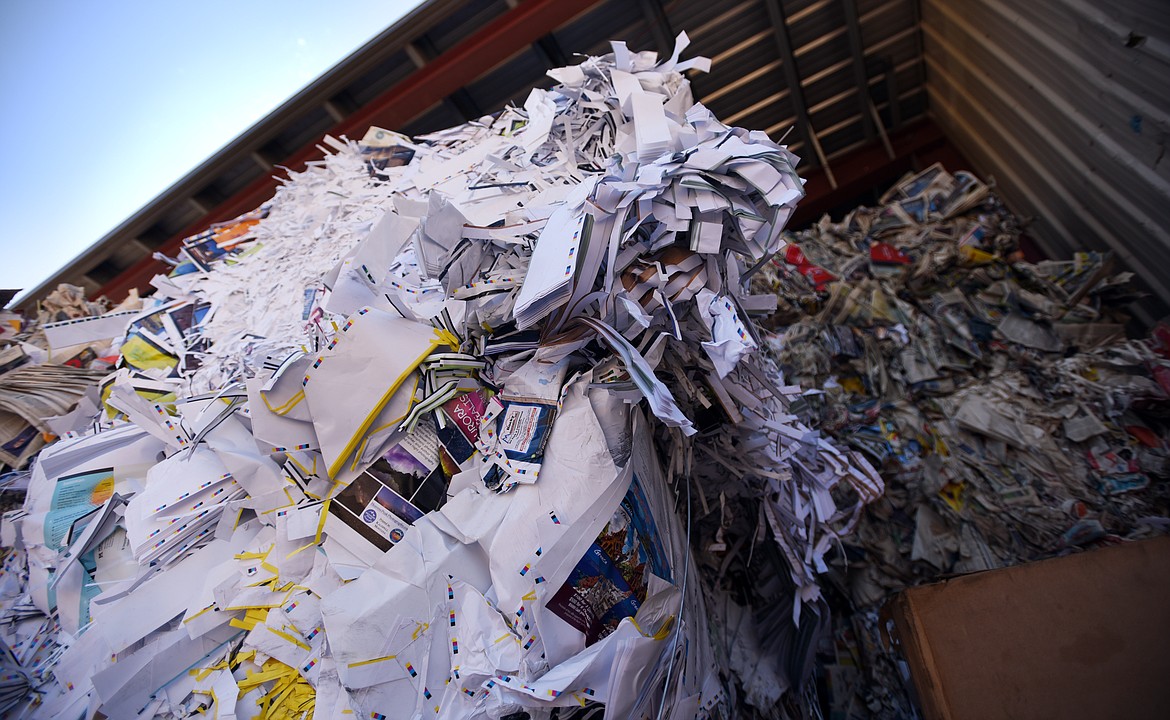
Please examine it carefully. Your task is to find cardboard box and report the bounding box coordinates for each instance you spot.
[888,536,1170,719]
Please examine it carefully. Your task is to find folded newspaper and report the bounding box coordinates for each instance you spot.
[0,35,888,719]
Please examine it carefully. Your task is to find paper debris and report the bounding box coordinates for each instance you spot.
[1,38,1166,720]
[0,34,889,720]
[753,165,1170,717]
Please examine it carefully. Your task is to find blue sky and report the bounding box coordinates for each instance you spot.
[0,0,419,299]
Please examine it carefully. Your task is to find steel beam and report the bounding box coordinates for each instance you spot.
[638,0,674,57]
[839,0,876,139]
[762,0,820,169]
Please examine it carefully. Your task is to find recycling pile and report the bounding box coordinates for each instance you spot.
[752,166,1170,717]
[0,36,890,720]
[0,285,137,472]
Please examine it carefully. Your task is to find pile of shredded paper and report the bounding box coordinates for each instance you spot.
[0,35,887,719]
[2,34,1167,720]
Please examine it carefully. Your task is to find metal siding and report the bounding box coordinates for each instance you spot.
[668,0,754,36]
[923,0,1170,318]
[805,66,860,110]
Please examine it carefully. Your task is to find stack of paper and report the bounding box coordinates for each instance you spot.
[630,92,673,162]
[0,363,107,468]
[512,207,592,330]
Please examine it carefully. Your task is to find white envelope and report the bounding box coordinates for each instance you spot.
[301,306,445,478]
